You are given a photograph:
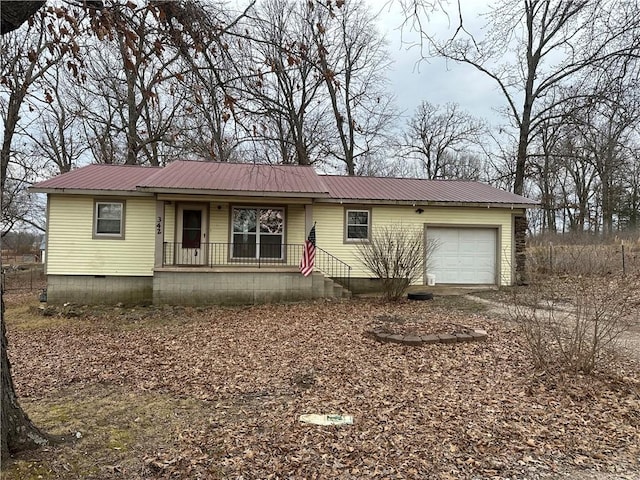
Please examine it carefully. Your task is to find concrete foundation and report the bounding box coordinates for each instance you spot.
[45,269,348,306]
[153,269,317,305]
[46,275,153,305]
[336,277,406,294]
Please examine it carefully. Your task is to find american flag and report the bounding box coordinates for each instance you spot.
[299,224,316,277]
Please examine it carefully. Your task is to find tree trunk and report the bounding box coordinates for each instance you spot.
[1,293,56,461]
[0,1,45,35]
[513,115,531,283]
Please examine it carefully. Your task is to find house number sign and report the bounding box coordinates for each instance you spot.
[156,216,162,235]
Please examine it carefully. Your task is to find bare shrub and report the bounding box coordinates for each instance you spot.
[356,226,437,301]
[510,276,637,374]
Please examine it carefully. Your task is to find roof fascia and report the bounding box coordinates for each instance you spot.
[314,198,538,209]
[29,187,152,196]
[157,193,313,204]
[137,187,329,198]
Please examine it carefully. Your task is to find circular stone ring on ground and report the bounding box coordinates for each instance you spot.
[368,328,488,346]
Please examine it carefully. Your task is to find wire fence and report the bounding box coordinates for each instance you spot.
[527,242,640,276]
[1,266,46,292]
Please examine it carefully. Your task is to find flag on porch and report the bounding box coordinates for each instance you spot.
[299,224,316,277]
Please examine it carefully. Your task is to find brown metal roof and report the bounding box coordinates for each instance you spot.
[31,161,537,206]
[139,161,328,195]
[31,164,159,192]
[321,175,538,205]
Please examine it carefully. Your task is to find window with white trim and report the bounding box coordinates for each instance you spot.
[232,207,284,259]
[94,201,124,238]
[346,209,370,241]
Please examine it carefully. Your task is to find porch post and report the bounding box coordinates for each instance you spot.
[155,198,164,268]
[304,203,313,237]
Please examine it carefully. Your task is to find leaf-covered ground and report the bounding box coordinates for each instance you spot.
[3,295,639,479]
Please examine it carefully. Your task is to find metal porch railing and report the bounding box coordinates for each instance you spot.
[315,246,351,290]
[162,242,351,290]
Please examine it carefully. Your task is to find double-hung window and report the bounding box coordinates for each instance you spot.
[232,207,284,259]
[94,201,125,238]
[345,209,370,241]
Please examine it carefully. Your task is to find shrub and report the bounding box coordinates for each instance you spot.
[356,226,437,301]
[510,276,637,374]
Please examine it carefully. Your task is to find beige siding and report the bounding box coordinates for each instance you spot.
[48,195,155,276]
[314,204,516,285]
[209,202,229,243]
[287,205,306,244]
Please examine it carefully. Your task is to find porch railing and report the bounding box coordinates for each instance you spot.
[315,246,351,290]
[163,242,303,268]
[162,242,351,290]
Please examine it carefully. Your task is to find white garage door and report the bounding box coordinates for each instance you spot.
[427,227,497,284]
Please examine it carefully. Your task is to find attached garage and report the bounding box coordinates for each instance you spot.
[426,227,498,285]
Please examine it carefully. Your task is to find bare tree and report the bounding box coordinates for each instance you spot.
[229,0,330,166]
[26,66,91,174]
[402,101,484,179]
[557,132,598,232]
[0,4,88,238]
[528,115,564,233]
[312,0,398,175]
[174,38,239,161]
[618,144,640,230]
[0,0,246,461]
[0,9,82,191]
[571,82,639,233]
[402,0,640,278]
[535,59,640,234]
[75,6,187,166]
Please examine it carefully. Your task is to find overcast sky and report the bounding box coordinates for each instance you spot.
[374,1,508,124]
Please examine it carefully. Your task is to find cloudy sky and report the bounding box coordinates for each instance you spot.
[374,1,508,124]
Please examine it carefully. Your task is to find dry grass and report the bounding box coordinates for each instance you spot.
[2,294,639,479]
[527,242,640,277]
[7,387,214,479]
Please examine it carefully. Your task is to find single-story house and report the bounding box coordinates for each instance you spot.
[31,160,537,305]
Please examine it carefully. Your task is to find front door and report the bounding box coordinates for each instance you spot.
[176,204,208,265]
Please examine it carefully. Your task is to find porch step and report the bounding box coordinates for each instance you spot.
[324,278,335,297]
[312,272,327,299]
[311,272,352,300]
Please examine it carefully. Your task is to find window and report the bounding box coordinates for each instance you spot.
[94,201,125,238]
[232,207,284,259]
[345,209,370,241]
[182,209,202,248]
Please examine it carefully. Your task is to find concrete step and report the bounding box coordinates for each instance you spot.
[312,272,326,298]
[324,278,334,297]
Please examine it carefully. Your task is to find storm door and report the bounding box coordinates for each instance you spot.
[176,204,208,265]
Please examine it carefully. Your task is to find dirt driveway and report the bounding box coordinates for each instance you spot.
[465,293,640,363]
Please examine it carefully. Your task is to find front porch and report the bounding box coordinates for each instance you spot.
[156,242,352,305]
